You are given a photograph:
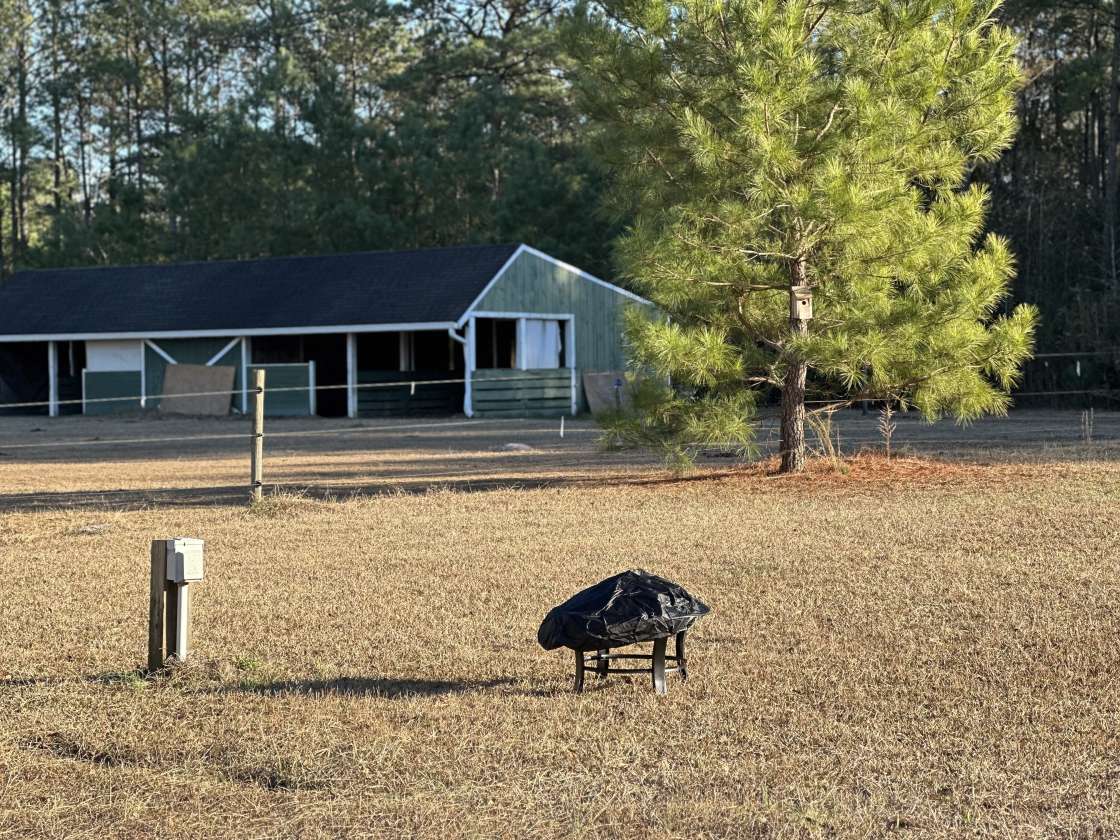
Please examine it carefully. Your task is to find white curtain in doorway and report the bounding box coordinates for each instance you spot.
[521,319,561,369]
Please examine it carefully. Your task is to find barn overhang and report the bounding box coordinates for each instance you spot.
[0,321,459,344]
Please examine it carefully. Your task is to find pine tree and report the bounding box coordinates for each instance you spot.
[573,0,1039,471]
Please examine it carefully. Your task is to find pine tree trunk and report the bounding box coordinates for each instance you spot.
[0,198,7,276]
[1106,0,1120,291]
[780,260,809,473]
[15,35,29,261]
[9,108,19,263]
[780,323,808,472]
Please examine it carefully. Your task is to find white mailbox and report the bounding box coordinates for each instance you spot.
[165,538,205,583]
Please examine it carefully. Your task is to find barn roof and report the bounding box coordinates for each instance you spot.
[0,243,522,339]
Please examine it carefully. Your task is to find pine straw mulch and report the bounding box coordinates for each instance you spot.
[628,451,1049,494]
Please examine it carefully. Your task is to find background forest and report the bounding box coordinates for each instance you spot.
[0,0,1117,393]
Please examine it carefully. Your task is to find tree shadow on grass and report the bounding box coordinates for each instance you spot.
[0,475,616,511]
[0,670,147,689]
[0,672,560,699]
[228,675,556,699]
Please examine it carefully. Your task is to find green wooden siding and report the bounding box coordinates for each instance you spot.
[83,371,142,414]
[472,368,572,417]
[357,370,462,417]
[474,251,647,372]
[144,337,242,411]
[251,364,313,416]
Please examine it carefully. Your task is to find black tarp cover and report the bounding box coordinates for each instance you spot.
[538,569,710,651]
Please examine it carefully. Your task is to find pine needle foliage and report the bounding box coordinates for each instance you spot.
[571,0,1039,469]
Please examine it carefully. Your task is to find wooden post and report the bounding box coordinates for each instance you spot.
[147,539,204,670]
[250,368,265,503]
[147,540,168,672]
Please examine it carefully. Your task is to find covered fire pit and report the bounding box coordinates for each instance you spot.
[538,569,710,694]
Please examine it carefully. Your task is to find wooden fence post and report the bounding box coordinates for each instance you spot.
[147,539,205,670]
[250,368,265,503]
[147,540,168,672]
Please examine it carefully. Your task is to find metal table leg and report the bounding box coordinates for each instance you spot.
[651,638,667,695]
[573,649,585,693]
[676,631,688,681]
[596,649,610,678]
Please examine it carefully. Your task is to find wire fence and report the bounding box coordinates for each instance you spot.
[0,374,488,412]
[3,377,1118,413]
[0,371,1115,509]
[0,409,1112,455]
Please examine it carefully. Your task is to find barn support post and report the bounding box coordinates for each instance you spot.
[240,337,250,414]
[138,339,146,408]
[346,332,357,418]
[465,318,476,417]
[47,340,59,417]
[448,325,472,417]
[307,360,317,415]
[565,319,577,416]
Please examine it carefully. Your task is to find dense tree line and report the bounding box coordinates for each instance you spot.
[0,0,1117,374]
[984,0,1120,387]
[0,0,616,275]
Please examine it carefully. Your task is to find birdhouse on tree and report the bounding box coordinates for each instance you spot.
[790,286,813,321]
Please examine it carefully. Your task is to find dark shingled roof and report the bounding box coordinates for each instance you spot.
[0,244,521,337]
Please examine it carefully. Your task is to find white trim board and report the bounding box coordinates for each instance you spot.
[456,247,524,328]
[0,321,459,343]
[206,337,242,366]
[455,244,651,328]
[144,339,177,365]
[521,244,652,306]
[469,311,574,321]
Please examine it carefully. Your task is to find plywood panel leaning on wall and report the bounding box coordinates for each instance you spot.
[158,364,235,416]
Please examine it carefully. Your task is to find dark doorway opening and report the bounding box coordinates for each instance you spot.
[474,318,517,369]
[304,334,347,417]
[357,332,399,371]
[59,341,86,415]
[250,334,347,417]
[414,330,463,372]
[0,342,49,416]
[251,335,304,364]
[355,331,463,417]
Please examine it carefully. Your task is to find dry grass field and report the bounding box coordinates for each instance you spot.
[0,410,1118,838]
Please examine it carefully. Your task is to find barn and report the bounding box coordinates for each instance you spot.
[0,244,648,418]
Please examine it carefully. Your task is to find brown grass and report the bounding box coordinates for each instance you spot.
[0,415,1119,837]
